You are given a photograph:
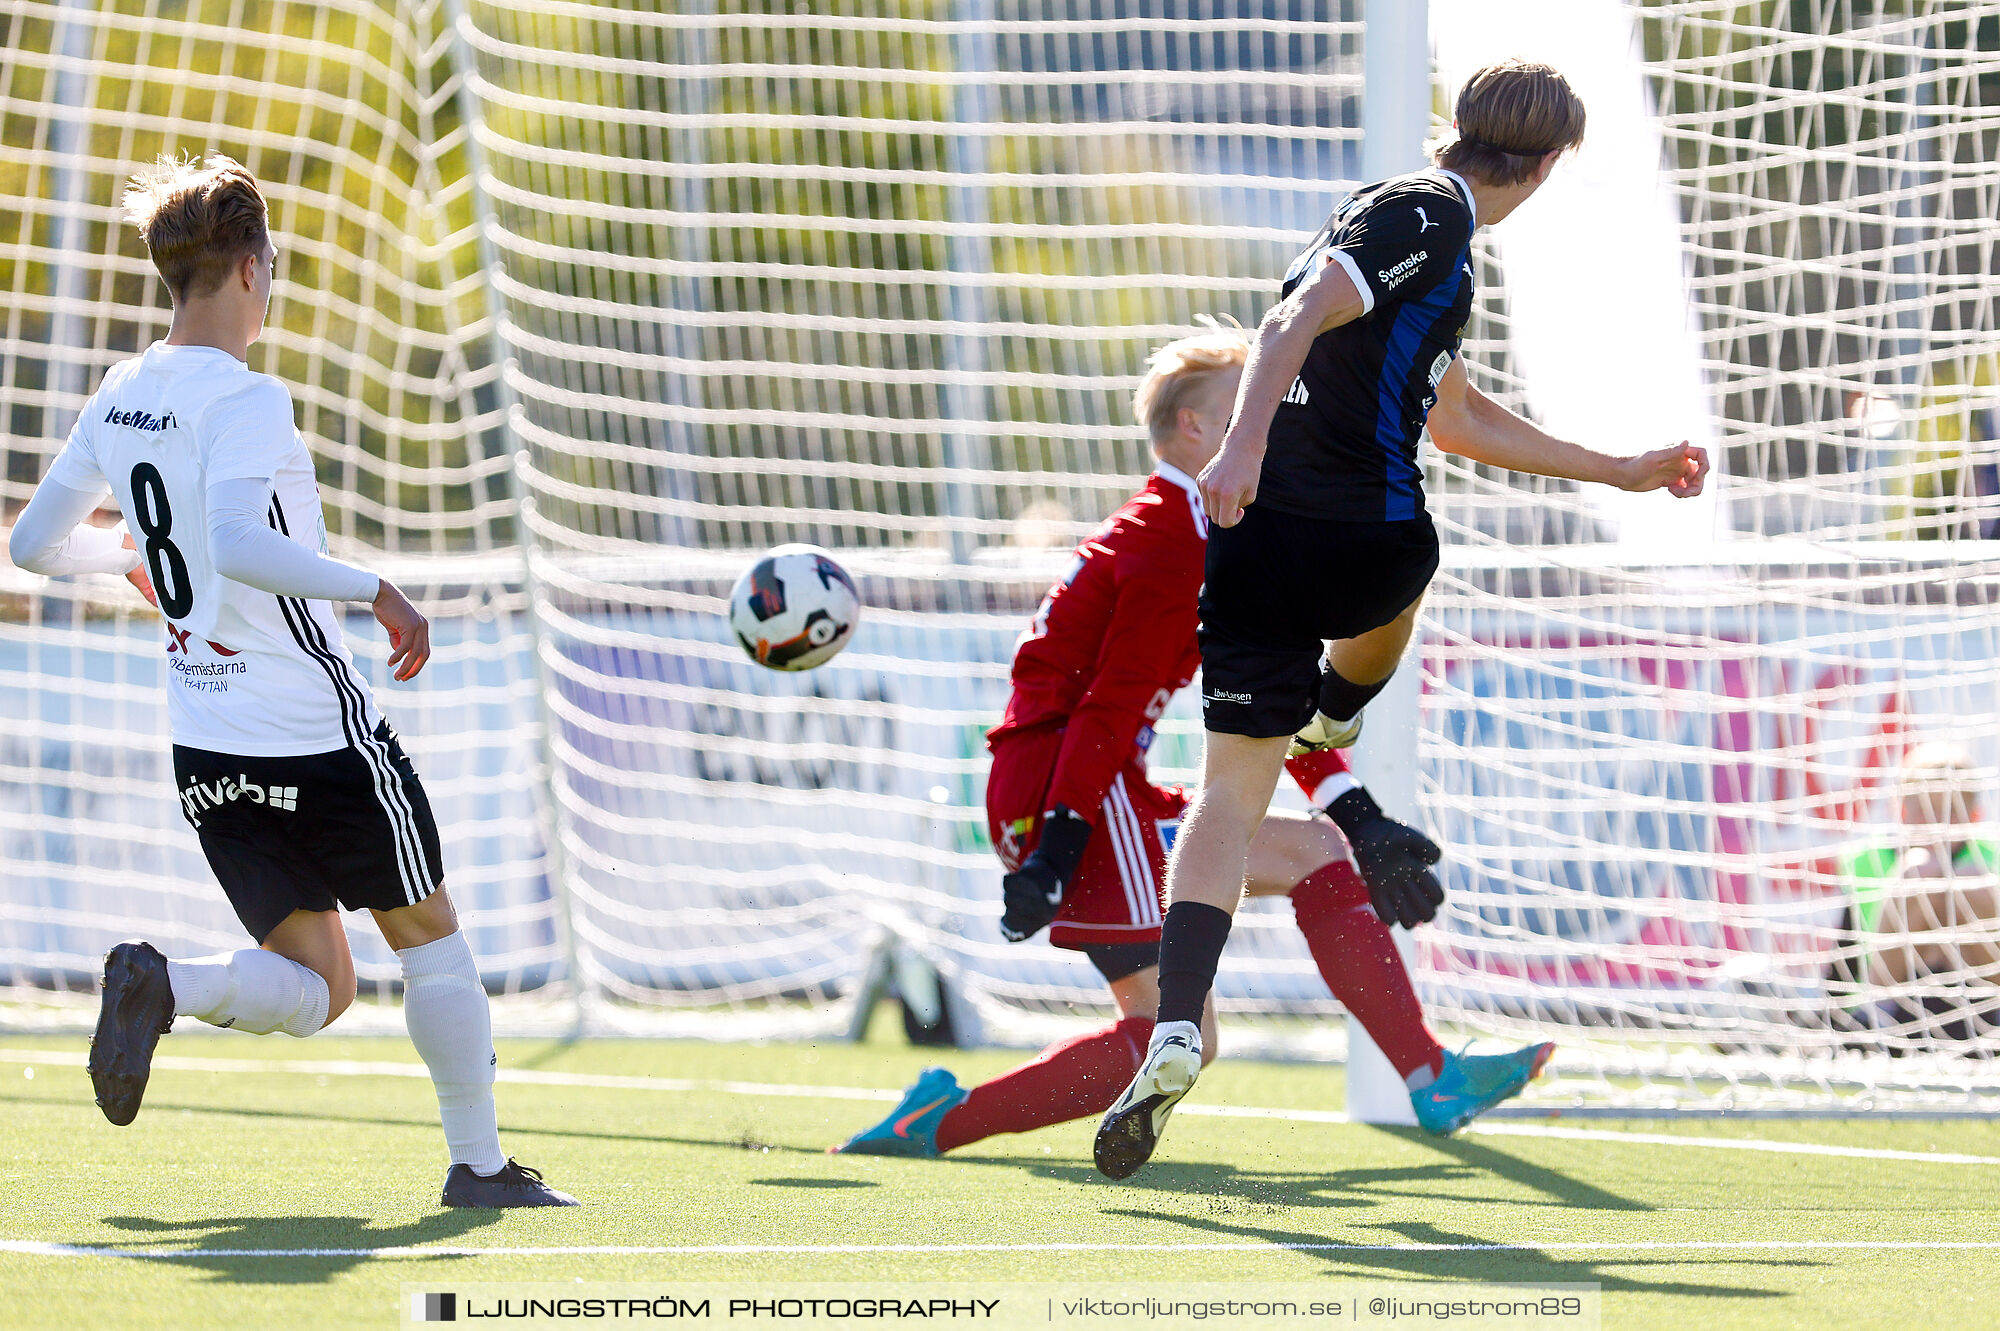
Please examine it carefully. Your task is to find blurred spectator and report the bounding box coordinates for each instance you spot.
[1832,742,2000,1046]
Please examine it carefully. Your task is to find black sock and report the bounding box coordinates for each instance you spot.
[1155,901,1234,1028]
[1316,663,1391,722]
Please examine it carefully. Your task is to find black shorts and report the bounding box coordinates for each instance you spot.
[1084,941,1159,984]
[1198,504,1439,738]
[172,720,445,942]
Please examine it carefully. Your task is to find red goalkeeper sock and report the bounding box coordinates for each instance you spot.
[1290,861,1445,1082]
[1285,749,1356,807]
[933,1015,1153,1153]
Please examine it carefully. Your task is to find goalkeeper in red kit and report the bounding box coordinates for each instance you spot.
[833,324,1549,1162]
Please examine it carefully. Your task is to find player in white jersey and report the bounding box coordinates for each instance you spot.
[7,155,574,1208]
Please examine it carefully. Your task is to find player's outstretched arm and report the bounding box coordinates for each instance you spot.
[1427,359,1709,498]
[206,476,429,680]
[1199,256,1369,528]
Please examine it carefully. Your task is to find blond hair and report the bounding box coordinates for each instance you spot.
[123,153,269,303]
[1430,59,1586,187]
[1132,319,1250,447]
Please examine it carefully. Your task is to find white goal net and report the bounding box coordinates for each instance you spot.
[2,0,1998,1111]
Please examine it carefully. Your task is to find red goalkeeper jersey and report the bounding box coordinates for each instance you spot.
[989,466,1208,817]
[990,464,1357,822]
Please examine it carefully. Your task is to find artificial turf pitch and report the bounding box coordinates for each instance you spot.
[1,1028,1996,1330]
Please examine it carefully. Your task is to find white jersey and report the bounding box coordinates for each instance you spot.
[47,342,380,757]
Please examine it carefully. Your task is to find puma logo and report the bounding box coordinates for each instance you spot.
[1416,207,1438,233]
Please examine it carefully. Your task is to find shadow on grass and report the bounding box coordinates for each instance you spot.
[27,1093,1800,1300]
[1363,1125,1647,1213]
[1104,1206,1802,1299]
[971,1153,1509,1213]
[954,1122,1647,1218]
[93,1209,503,1284]
[952,1126,1794,1301]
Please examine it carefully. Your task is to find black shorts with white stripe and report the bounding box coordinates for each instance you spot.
[263,492,444,910]
[172,721,445,942]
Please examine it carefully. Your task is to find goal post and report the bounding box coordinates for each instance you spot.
[1343,0,1430,1127]
[2,0,1999,1114]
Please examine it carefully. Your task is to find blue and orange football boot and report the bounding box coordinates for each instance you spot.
[831,1067,967,1158]
[1411,1041,1555,1136]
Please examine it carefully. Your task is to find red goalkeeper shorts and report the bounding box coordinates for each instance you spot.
[986,725,1189,949]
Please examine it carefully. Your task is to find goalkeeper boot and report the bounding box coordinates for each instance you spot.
[831,1067,965,1157]
[442,1158,579,1208]
[88,940,175,1127]
[1410,1041,1555,1137]
[1093,1026,1201,1180]
[1288,708,1364,758]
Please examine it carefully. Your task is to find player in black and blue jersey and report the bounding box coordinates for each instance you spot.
[1096,60,1711,1178]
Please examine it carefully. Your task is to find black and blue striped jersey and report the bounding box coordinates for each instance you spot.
[1257,169,1477,522]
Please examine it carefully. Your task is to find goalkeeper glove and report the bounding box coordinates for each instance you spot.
[1326,787,1445,930]
[1000,805,1093,942]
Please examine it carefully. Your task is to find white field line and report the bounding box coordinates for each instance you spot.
[3,1046,1995,1167]
[0,1046,899,1103]
[7,1239,2000,1261]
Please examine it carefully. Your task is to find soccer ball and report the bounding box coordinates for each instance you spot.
[728,544,861,671]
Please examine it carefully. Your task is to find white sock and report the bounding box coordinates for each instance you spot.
[1405,1064,1438,1092]
[1149,1019,1203,1058]
[167,950,329,1037]
[399,932,506,1175]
